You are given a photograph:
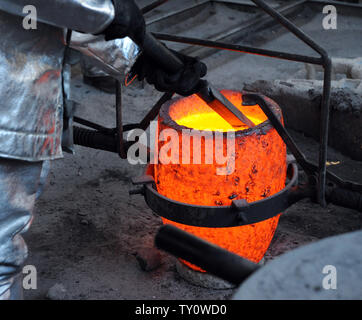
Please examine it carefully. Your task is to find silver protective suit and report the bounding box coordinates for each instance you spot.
[0,159,44,300]
[0,0,141,299]
[0,0,115,34]
[70,31,140,80]
[0,0,140,161]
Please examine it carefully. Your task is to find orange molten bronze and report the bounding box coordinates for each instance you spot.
[155,90,286,271]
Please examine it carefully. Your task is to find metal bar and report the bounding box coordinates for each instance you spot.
[153,32,323,65]
[142,0,169,14]
[139,92,174,131]
[318,58,332,206]
[145,0,209,25]
[212,0,261,8]
[122,92,174,132]
[326,170,362,193]
[155,225,259,285]
[73,116,113,133]
[73,126,117,153]
[122,123,140,132]
[73,126,135,155]
[115,81,127,159]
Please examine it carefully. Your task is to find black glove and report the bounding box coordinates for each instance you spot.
[103,0,145,45]
[131,49,207,96]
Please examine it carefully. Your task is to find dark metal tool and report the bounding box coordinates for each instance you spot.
[155,225,259,285]
[139,33,256,128]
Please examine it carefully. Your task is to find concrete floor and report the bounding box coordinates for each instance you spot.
[23,1,362,299]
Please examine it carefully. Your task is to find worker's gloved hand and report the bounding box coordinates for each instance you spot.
[103,0,146,45]
[132,49,207,96]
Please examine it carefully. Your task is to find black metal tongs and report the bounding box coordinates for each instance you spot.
[135,32,256,129]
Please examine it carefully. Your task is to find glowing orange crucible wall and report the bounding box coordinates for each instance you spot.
[154,90,286,271]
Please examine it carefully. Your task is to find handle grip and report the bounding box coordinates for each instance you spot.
[141,32,184,74]
[155,225,259,285]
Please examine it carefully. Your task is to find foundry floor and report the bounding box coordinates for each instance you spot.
[23,0,362,299]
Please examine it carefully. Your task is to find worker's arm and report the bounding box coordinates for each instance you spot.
[132,48,207,96]
[67,0,146,81]
[0,0,115,34]
[69,32,141,81]
[0,0,146,81]
[0,0,206,93]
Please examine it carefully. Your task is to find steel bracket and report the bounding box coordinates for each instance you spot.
[131,162,301,228]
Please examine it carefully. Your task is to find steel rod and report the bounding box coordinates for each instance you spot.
[139,92,174,131]
[153,33,323,65]
[318,58,332,206]
[155,225,259,285]
[73,127,117,153]
[73,116,113,133]
[145,0,208,25]
[116,81,127,159]
[142,0,169,14]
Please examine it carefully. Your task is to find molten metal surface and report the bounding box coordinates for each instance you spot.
[156,90,286,271]
[170,92,267,131]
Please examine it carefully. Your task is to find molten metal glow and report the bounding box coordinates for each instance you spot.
[156,90,286,271]
[176,112,263,131]
[175,93,266,131]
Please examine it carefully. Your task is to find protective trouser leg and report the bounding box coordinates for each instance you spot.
[0,159,45,300]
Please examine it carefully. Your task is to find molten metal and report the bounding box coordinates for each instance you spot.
[155,90,286,271]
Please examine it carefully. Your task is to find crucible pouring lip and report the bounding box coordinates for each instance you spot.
[158,90,283,136]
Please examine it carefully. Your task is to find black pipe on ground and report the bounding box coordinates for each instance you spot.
[327,187,362,212]
[73,126,118,153]
[155,225,260,286]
